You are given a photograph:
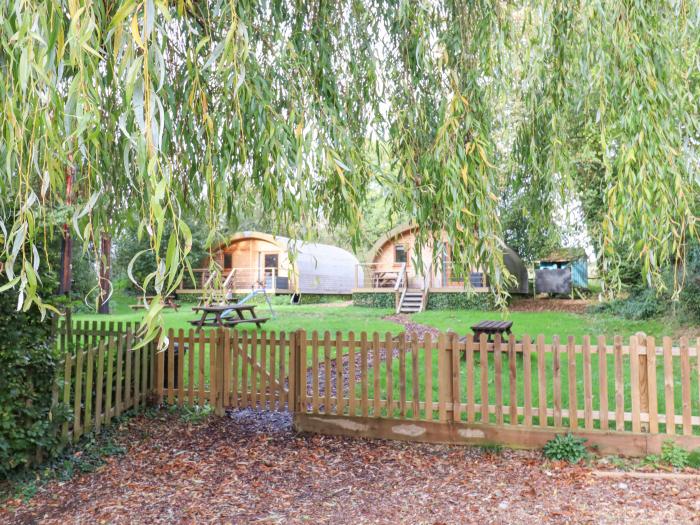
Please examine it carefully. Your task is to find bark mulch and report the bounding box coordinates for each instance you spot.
[509,298,592,314]
[383,313,440,340]
[3,410,699,525]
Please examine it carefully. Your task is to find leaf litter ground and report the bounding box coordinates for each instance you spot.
[2,410,699,524]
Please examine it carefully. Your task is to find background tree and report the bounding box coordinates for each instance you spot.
[1,1,698,337]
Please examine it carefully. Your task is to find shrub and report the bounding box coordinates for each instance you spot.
[295,294,351,304]
[426,292,497,311]
[543,433,587,463]
[661,440,689,469]
[641,454,662,469]
[679,245,700,322]
[590,287,667,320]
[1,413,128,503]
[352,292,395,309]
[686,448,700,469]
[590,242,700,322]
[0,279,68,478]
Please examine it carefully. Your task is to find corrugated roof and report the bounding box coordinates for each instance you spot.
[233,232,361,293]
[540,247,587,262]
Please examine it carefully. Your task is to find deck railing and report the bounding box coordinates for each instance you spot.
[354,263,406,289]
[428,262,485,289]
[178,267,287,293]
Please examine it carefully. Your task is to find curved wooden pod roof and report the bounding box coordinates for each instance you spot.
[217,231,361,294]
[368,223,529,294]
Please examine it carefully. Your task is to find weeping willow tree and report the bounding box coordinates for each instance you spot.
[1,0,698,338]
[514,0,700,296]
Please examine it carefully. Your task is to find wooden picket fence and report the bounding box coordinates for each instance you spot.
[54,317,156,443]
[54,320,700,456]
[156,329,295,414]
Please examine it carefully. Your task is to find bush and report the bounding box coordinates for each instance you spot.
[0,279,68,478]
[590,287,667,320]
[426,292,497,310]
[679,244,700,322]
[295,294,351,304]
[352,292,395,309]
[543,433,587,463]
[661,440,689,469]
[687,448,700,469]
[590,242,700,322]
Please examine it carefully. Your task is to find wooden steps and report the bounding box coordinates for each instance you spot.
[398,289,426,313]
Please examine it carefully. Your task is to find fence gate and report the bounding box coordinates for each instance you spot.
[157,329,297,415]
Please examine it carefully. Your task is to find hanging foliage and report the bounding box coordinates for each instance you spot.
[515,0,700,296]
[0,0,698,336]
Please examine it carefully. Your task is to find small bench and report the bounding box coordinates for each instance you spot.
[470,320,513,343]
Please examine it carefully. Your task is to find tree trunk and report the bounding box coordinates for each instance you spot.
[58,226,73,295]
[98,233,111,314]
[58,168,74,295]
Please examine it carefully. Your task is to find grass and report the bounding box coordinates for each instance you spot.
[413,310,676,343]
[74,293,681,344]
[73,297,399,337]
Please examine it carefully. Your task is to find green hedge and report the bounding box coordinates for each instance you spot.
[352,292,396,309]
[0,284,68,478]
[426,292,496,310]
[296,294,351,304]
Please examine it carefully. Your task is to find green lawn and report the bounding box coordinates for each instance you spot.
[74,299,399,337]
[413,310,675,343]
[75,295,678,343]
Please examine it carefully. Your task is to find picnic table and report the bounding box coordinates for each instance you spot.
[470,320,513,342]
[130,295,180,311]
[189,304,269,329]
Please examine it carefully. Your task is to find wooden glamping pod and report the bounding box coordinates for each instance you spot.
[178,231,362,298]
[353,224,528,313]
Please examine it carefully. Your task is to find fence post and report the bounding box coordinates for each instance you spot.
[293,329,306,413]
[437,333,453,422]
[636,332,649,433]
[290,330,298,413]
[215,328,226,416]
[156,337,164,406]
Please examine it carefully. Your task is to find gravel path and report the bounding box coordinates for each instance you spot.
[383,313,441,340]
[301,314,439,410]
[3,410,699,524]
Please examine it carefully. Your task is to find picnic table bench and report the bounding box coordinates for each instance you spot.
[189,304,269,329]
[130,295,180,311]
[469,320,513,342]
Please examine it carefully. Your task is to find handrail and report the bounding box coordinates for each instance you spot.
[223,268,236,288]
[393,262,407,291]
[421,272,429,311]
[179,266,287,292]
[397,284,409,314]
